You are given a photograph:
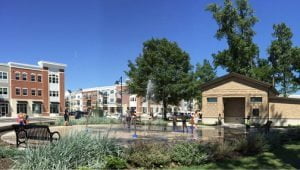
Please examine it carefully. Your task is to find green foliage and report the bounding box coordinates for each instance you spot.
[170,142,209,165]
[16,132,123,170]
[126,38,192,119]
[193,59,216,108]
[126,142,171,168]
[206,142,235,161]
[235,133,267,156]
[104,156,127,169]
[268,23,300,96]
[140,119,168,126]
[206,0,259,76]
[55,117,120,126]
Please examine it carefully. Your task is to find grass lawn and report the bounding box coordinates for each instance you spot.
[180,141,300,170]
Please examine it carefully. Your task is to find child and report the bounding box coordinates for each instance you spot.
[189,114,195,134]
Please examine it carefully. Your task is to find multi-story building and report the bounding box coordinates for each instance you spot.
[0,63,10,117]
[0,61,66,117]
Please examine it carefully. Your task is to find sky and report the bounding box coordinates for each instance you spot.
[0,0,300,93]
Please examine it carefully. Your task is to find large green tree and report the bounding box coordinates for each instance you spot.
[268,23,300,96]
[193,59,216,109]
[206,0,259,76]
[125,38,192,119]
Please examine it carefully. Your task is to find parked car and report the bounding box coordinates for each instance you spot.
[75,111,85,119]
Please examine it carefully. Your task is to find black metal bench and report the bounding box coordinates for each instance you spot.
[12,124,60,147]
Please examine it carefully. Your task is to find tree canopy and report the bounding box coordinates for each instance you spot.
[206,0,259,76]
[125,38,192,119]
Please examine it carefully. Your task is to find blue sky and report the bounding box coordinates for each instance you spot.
[0,0,300,93]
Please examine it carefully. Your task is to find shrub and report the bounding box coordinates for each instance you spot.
[206,142,235,161]
[235,133,267,156]
[170,142,209,165]
[104,156,127,169]
[55,117,120,126]
[126,142,171,168]
[15,132,123,170]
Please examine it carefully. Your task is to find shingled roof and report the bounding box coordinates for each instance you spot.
[200,72,279,95]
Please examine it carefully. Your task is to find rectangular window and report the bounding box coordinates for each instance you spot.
[32,103,42,114]
[22,88,28,96]
[0,72,8,80]
[16,73,20,80]
[250,97,262,103]
[252,108,259,117]
[110,98,114,103]
[38,90,42,96]
[31,89,36,96]
[50,103,59,113]
[22,73,27,81]
[2,88,7,95]
[17,103,27,114]
[31,74,36,81]
[207,97,218,103]
[16,88,21,95]
[37,75,42,82]
[49,91,59,97]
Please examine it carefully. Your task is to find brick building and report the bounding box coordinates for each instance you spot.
[0,61,66,117]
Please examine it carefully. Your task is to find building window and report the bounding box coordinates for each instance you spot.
[31,74,36,81]
[50,103,59,113]
[31,89,36,96]
[17,103,27,114]
[110,98,114,103]
[250,97,262,103]
[22,73,27,81]
[32,103,42,114]
[16,88,21,95]
[0,88,8,95]
[110,90,114,94]
[38,90,42,96]
[49,74,58,83]
[15,72,20,80]
[0,72,8,80]
[207,97,217,103]
[22,88,28,96]
[49,91,59,97]
[37,75,42,82]
[252,108,259,117]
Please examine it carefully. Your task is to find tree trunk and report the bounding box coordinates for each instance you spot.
[163,99,167,120]
[283,72,287,97]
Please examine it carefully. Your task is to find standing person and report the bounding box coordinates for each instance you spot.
[199,111,203,123]
[182,113,188,133]
[24,113,29,125]
[189,114,195,134]
[64,109,69,126]
[172,113,177,131]
[126,108,131,129]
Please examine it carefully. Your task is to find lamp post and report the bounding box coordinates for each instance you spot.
[115,76,123,119]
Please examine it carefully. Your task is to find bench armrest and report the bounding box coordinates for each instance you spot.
[50,131,61,140]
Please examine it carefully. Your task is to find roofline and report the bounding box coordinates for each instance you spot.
[200,72,279,95]
[38,61,67,67]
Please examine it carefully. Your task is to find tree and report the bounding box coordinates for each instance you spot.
[125,38,192,120]
[268,23,300,96]
[193,59,216,109]
[251,58,273,84]
[206,0,259,76]
[292,47,300,84]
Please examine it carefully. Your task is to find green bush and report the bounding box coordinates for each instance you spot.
[55,117,120,126]
[206,142,235,161]
[235,133,267,156]
[126,142,171,168]
[16,132,123,170]
[104,156,127,169]
[170,142,209,165]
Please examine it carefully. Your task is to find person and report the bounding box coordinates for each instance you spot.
[24,113,29,125]
[172,113,177,131]
[199,111,203,123]
[126,108,131,129]
[218,113,222,125]
[182,113,188,133]
[189,113,195,134]
[17,113,25,126]
[64,109,70,126]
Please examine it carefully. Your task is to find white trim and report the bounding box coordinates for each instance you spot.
[8,62,41,70]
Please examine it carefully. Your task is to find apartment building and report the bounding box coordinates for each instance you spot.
[0,63,10,117]
[0,61,66,117]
